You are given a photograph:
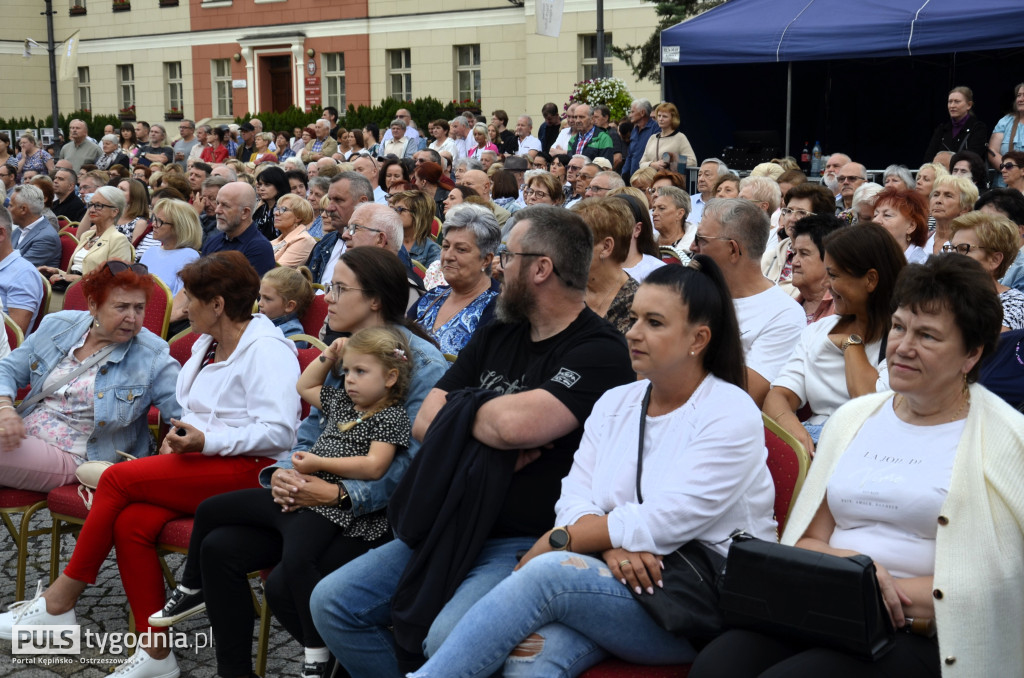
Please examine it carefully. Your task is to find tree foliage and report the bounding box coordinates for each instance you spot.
[610,0,725,85]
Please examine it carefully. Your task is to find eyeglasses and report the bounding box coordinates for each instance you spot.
[272,206,291,215]
[566,165,583,174]
[391,206,411,215]
[645,186,661,195]
[499,251,576,288]
[942,243,988,255]
[780,207,812,219]
[836,175,866,184]
[1000,163,1019,171]
[586,185,611,194]
[86,202,116,210]
[323,282,366,300]
[153,217,174,228]
[522,188,549,199]
[104,261,148,276]
[692,233,740,254]
[345,223,382,236]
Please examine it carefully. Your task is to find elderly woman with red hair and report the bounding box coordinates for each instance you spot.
[0,252,301,678]
[872,186,931,264]
[0,260,176,492]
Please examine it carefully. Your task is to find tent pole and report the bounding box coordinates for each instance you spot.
[597,0,605,77]
[785,61,792,157]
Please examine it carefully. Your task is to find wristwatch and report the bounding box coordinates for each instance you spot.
[548,526,572,551]
[840,334,864,352]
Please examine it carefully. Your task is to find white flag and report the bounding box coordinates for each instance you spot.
[59,31,80,81]
[536,0,564,38]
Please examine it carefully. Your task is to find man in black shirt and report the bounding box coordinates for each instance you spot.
[311,205,634,678]
[537,102,563,155]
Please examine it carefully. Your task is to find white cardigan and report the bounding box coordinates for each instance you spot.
[177,314,301,460]
[782,386,1024,675]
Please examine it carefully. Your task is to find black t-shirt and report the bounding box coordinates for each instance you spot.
[541,124,561,155]
[53,192,87,222]
[435,307,633,538]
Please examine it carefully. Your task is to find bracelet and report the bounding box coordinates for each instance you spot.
[0,404,16,414]
[771,411,792,421]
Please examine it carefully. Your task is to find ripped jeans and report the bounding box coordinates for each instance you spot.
[408,551,696,678]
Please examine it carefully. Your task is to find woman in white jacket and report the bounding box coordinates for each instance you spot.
[407,256,777,678]
[692,254,1024,677]
[0,251,301,678]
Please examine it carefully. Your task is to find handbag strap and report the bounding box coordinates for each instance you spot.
[635,382,654,504]
[17,343,118,414]
[1011,117,1021,153]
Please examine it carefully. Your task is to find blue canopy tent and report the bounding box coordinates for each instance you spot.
[659,0,1024,169]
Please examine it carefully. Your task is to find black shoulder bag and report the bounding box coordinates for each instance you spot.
[628,383,727,644]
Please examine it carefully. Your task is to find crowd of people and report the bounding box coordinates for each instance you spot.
[0,83,1023,678]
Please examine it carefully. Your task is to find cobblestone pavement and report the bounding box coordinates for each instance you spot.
[1,510,305,677]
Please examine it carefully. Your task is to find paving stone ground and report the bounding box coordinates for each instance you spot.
[1,510,305,677]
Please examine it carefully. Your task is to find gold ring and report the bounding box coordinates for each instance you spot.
[619,559,632,568]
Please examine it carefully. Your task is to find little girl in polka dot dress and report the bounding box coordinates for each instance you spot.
[292,325,413,540]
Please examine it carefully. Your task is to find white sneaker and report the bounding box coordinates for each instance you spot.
[0,581,77,640]
[112,650,180,678]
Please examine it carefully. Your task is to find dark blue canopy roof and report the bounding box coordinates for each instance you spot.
[661,0,1024,65]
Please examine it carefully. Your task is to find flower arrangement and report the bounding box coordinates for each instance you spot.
[119,104,136,114]
[69,4,87,14]
[165,108,183,120]
[565,77,633,122]
[452,98,482,113]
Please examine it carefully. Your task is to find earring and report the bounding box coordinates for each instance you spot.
[93,319,100,328]
[689,351,694,356]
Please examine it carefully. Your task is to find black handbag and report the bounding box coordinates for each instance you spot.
[628,384,727,643]
[719,531,896,660]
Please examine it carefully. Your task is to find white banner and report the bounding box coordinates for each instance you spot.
[536,0,564,38]
[58,31,80,81]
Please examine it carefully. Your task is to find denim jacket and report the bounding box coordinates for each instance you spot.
[0,311,182,462]
[260,326,447,517]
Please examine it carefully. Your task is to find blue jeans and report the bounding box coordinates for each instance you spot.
[310,536,536,678]
[408,552,697,678]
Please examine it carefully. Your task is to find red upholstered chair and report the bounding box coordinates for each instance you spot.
[143,276,174,339]
[57,216,70,230]
[47,483,90,582]
[63,279,88,312]
[300,294,329,338]
[59,232,79,272]
[169,328,200,367]
[431,216,443,243]
[411,259,427,280]
[32,274,51,334]
[4,313,24,350]
[0,488,49,600]
[762,413,811,536]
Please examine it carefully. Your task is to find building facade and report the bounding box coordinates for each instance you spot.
[0,0,660,129]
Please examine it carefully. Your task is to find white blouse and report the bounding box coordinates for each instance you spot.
[555,376,778,557]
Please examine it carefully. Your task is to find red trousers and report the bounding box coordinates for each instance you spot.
[63,453,274,634]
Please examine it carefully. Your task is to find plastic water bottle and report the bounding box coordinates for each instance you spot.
[810,141,822,176]
[800,141,810,170]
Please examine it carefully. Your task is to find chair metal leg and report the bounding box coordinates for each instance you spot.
[1,501,49,600]
[253,575,271,677]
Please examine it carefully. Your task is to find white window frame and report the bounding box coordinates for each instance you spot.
[580,34,613,81]
[117,64,135,110]
[212,59,233,118]
[323,52,346,112]
[76,66,91,112]
[454,44,481,103]
[165,61,183,112]
[386,49,412,102]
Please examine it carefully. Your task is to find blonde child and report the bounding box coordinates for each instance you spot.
[150,326,413,677]
[260,266,314,343]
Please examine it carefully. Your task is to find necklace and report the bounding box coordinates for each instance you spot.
[895,388,970,423]
[337,403,386,433]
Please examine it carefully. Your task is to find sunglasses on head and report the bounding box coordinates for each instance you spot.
[104,261,149,277]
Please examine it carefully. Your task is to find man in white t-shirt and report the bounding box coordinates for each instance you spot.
[689,198,804,407]
[513,116,542,159]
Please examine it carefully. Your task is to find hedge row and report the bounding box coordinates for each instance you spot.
[235,97,467,135]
